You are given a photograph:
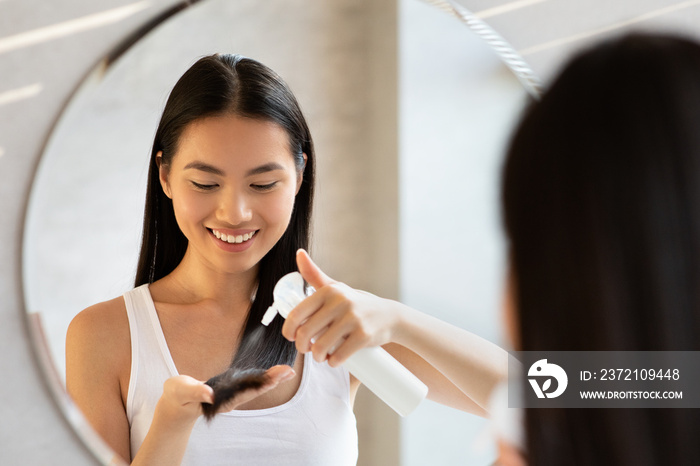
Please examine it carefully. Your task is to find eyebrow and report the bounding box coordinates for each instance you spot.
[183,161,225,176]
[183,161,285,177]
[245,162,285,176]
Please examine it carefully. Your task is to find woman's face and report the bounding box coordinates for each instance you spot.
[159,114,304,276]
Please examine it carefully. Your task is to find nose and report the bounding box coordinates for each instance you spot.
[217,190,253,225]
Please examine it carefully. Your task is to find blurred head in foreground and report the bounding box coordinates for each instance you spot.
[501,32,700,465]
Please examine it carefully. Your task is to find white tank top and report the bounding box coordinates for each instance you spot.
[124,284,358,465]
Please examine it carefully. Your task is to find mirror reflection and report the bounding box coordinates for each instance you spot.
[23,0,533,464]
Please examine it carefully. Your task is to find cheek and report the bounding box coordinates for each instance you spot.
[171,189,210,228]
[261,188,297,229]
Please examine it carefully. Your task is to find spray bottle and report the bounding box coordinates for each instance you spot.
[261,272,428,416]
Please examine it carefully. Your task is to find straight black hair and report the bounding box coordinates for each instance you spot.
[135,54,314,371]
[502,33,700,465]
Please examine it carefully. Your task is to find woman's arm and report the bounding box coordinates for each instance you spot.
[384,304,508,415]
[282,249,508,416]
[66,299,134,462]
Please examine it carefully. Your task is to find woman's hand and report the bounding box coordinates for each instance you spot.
[155,365,295,426]
[206,365,296,417]
[153,375,214,428]
[281,249,400,367]
[135,366,293,465]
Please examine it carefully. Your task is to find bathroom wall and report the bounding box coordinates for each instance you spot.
[398,1,525,463]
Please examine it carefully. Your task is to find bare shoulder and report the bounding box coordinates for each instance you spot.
[67,296,129,345]
[66,296,131,379]
[67,296,133,462]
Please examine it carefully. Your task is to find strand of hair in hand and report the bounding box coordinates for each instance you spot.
[201,368,270,421]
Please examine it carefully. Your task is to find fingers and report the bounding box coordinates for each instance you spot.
[296,249,335,289]
[326,331,367,367]
[282,283,348,350]
[164,375,214,406]
[284,284,373,364]
[282,250,337,343]
[288,295,338,351]
[281,286,326,343]
[158,375,215,425]
[265,365,296,384]
[216,365,295,413]
[312,315,369,366]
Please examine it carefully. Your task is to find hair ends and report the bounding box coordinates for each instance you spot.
[201,368,270,421]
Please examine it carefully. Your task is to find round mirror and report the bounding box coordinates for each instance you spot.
[22,0,538,464]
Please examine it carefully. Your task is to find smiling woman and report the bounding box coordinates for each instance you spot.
[157,116,303,272]
[64,53,362,466]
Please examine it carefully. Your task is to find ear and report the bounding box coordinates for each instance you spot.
[295,152,308,195]
[156,151,172,199]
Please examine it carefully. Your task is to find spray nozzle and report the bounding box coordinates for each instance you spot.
[260,272,308,326]
[261,306,278,326]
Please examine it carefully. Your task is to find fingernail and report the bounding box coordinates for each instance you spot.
[281,369,296,381]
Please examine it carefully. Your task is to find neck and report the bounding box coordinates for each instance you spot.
[162,247,259,309]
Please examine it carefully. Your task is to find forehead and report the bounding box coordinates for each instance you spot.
[174,114,293,169]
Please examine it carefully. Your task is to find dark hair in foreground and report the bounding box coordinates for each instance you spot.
[502,33,700,465]
[135,54,314,372]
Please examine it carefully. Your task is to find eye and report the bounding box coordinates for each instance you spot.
[191,181,218,191]
[251,181,278,191]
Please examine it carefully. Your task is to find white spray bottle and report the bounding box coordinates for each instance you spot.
[261,271,428,417]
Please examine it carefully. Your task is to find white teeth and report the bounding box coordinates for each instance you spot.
[212,229,256,244]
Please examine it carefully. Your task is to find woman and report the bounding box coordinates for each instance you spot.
[67,54,508,465]
[499,33,700,465]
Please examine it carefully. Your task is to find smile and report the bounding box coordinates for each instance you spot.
[211,229,257,244]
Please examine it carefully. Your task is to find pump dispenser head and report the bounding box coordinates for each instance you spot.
[262,272,307,326]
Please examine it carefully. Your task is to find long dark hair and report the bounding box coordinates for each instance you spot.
[502,33,700,465]
[135,54,314,371]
